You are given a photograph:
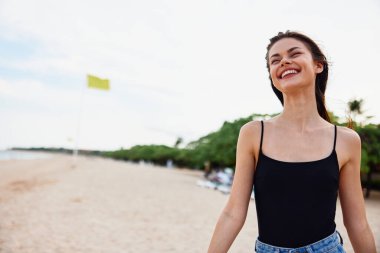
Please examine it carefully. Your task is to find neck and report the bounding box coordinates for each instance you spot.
[276,87,326,132]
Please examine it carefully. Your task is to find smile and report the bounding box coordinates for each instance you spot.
[280,69,299,79]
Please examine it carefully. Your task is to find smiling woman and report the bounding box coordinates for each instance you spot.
[265,32,329,121]
[207,31,377,253]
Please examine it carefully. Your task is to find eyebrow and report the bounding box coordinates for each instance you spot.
[269,47,301,59]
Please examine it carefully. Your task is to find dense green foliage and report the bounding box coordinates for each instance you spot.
[356,124,380,173]
[103,113,277,169]
[104,112,380,175]
[103,145,181,166]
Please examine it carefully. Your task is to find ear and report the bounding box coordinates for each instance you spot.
[315,61,324,74]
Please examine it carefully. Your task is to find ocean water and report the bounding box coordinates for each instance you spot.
[0,150,52,160]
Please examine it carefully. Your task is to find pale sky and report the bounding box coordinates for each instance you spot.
[0,0,379,151]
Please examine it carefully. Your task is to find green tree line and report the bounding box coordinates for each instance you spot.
[103,111,380,175]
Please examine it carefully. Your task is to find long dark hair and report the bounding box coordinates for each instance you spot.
[265,31,331,123]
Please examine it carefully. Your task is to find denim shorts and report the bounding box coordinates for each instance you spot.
[254,230,346,253]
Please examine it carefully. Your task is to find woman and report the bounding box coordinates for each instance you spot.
[207,31,377,253]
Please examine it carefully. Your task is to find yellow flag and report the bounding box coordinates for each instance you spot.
[87,74,110,90]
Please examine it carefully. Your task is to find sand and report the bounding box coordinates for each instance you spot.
[0,154,378,253]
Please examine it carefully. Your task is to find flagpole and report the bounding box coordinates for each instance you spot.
[73,77,87,166]
[72,74,109,167]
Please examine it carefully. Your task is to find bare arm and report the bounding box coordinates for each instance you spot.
[338,128,377,253]
[207,122,257,253]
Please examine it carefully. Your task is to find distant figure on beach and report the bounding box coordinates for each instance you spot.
[204,160,211,178]
[207,31,377,252]
[166,159,173,169]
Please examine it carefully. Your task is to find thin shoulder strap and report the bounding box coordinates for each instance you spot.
[259,120,264,153]
[333,124,337,151]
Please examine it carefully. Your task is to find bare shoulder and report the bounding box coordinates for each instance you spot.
[239,120,262,163]
[337,125,361,146]
[336,125,361,168]
[240,120,261,134]
[239,120,261,141]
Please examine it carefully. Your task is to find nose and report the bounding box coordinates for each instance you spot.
[280,56,291,66]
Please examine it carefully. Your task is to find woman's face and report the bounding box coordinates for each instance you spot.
[268,38,323,93]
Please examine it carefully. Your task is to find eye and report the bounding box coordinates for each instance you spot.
[271,59,279,65]
[291,52,301,57]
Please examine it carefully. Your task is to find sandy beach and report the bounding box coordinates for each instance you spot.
[0,154,378,253]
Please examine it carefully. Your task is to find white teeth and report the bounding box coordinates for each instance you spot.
[281,69,298,78]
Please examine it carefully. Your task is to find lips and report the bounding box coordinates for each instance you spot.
[278,68,300,79]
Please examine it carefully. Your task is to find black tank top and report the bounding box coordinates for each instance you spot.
[253,120,339,248]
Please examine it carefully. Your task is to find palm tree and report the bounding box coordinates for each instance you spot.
[174,137,183,148]
[347,98,375,128]
[347,98,364,127]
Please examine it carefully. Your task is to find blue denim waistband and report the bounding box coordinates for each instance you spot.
[254,230,344,253]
